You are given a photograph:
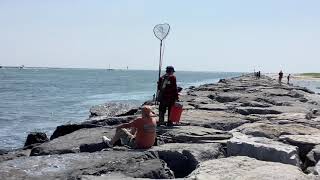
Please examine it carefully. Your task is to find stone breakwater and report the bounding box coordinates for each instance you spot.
[1,74,320,179]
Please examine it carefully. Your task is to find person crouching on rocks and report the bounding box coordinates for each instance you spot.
[102,105,157,149]
[157,66,179,126]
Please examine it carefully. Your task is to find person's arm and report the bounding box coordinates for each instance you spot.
[116,119,138,130]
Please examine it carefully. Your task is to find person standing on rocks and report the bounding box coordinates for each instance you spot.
[157,66,179,126]
[287,74,291,85]
[102,105,157,149]
[278,70,284,84]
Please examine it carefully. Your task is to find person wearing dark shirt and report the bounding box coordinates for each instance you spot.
[279,70,284,84]
[157,66,178,126]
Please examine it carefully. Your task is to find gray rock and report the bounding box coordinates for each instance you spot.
[24,132,49,147]
[236,107,282,115]
[197,103,229,111]
[90,102,135,117]
[157,125,232,143]
[0,149,31,163]
[0,151,174,180]
[150,143,224,178]
[307,145,320,164]
[188,156,316,180]
[279,134,320,161]
[279,134,320,146]
[31,127,114,156]
[233,123,320,140]
[227,133,301,166]
[181,110,249,130]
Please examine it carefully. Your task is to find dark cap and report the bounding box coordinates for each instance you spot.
[166,66,175,73]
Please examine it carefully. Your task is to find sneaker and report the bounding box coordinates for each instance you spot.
[102,136,113,148]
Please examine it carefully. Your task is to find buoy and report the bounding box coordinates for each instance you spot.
[169,102,183,124]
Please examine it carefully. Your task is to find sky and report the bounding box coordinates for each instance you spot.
[0,0,319,73]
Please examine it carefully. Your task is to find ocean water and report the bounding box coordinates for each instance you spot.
[0,68,241,150]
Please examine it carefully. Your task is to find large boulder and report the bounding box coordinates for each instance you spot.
[0,151,174,180]
[31,127,114,156]
[307,145,320,165]
[50,116,136,140]
[280,134,320,162]
[24,132,49,147]
[188,156,316,180]
[150,143,224,178]
[227,133,301,166]
[89,102,136,117]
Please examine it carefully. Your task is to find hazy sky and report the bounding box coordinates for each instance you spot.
[0,0,319,73]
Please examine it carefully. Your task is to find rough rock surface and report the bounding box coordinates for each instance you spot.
[227,133,301,166]
[24,132,49,147]
[188,156,316,180]
[307,145,320,165]
[157,125,232,143]
[89,102,136,117]
[2,74,320,179]
[0,151,174,180]
[31,127,114,156]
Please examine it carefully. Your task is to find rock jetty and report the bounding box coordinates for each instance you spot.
[1,74,320,179]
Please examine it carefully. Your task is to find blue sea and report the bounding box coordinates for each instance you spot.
[0,68,242,150]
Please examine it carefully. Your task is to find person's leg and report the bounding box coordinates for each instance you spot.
[159,101,166,124]
[103,128,134,147]
[167,101,174,126]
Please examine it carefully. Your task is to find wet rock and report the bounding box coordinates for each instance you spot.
[24,132,49,147]
[188,156,316,180]
[227,133,301,166]
[31,127,114,156]
[0,149,8,155]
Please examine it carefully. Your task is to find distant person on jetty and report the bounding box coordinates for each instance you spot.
[278,70,284,84]
[102,105,156,149]
[287,74,291,84]
[157,66,179,126]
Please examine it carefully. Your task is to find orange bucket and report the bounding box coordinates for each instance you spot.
[169,102,183,123]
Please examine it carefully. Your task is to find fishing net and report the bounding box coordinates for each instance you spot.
[153,23,170,41]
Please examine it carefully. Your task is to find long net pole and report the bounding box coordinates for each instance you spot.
[155,40,163,104]
[158,40,163,81]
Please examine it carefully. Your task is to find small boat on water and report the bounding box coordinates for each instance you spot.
[19,65,25,69]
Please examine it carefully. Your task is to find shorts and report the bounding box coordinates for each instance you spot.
[118,128,137,148]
